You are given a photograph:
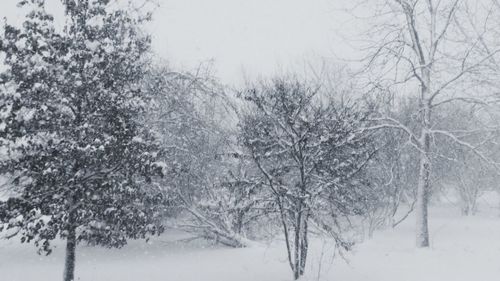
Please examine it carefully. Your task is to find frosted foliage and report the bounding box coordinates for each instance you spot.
[0,0,164,256]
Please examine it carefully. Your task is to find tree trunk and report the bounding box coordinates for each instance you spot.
[63,225,77,281]
[298,212,309,276]
[415,62,432,248]
[416,128,431,248]
[293,205,302,280]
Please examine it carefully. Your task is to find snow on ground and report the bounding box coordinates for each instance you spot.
[1,196,500,281]
[335,207,500,281]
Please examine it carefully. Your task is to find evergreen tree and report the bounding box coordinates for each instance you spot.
[0,1,165,280]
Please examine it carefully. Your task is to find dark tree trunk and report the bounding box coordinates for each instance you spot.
[291,205,309,280]
[293,205,302,280]
[299,212,309,276]
[63,225,77,281]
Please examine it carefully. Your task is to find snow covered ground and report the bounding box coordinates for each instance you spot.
[1,197,500,281]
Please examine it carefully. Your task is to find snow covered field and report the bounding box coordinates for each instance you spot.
[2,198,500,281]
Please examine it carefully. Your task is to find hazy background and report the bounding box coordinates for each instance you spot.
[0,0,359,84]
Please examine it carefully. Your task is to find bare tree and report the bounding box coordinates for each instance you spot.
[143,64,267,247]
[239,77,376,279]
[355,0,500,247]
[362,96,421,236]
[433,107,500,215]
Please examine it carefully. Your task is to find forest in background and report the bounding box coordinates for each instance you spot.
[2,1,500,281]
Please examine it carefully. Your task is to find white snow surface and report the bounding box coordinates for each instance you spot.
[1,198,500,281]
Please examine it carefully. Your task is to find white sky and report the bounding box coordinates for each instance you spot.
[0,0,358,84]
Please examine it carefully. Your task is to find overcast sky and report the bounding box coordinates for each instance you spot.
[0,0,358,84]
